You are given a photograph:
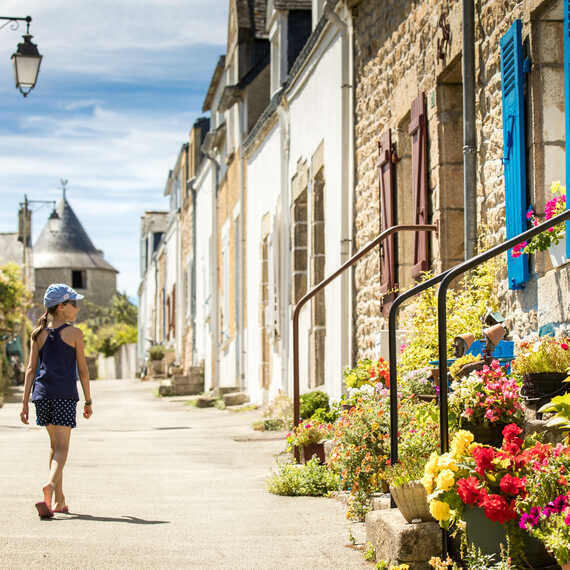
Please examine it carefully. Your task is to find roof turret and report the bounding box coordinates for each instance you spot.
[33,196,117,272]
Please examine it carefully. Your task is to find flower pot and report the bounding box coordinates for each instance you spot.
[389,480,433,523]
[463,505,557,568]
[549,240,567,268]
[151,360,165,377]
[521,372,569,403]
[453,333,475,357]
[484,324,507,348]
[417,394,437,402]
[460,421,508,447]
[302,442,325,464]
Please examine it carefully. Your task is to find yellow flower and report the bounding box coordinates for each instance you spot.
[424,452,439,476]
[450,430,474,457]
[436,469,455,492]
[437,453,458,472]
[429,500,451,521]
[421,473,434,494]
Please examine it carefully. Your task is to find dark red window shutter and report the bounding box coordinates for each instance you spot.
[166,295,171,340]
[409,92,429,278]
[378,129,397,315]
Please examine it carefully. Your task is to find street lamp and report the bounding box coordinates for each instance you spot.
[0,16,42,97]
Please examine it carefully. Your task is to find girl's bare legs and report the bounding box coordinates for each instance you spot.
[43,425,71,509]
[46,425,67,510]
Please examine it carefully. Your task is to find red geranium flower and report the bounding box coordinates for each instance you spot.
[499,473,525,496]
[502,423,522,442]
[457,477,484,505]
[480,493,517,524]
[472,445,495,475]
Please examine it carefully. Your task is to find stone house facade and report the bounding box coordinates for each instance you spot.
[351,0,569,360]
[138,0,569,401]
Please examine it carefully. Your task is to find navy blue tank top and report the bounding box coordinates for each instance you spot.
[32,323,79,402]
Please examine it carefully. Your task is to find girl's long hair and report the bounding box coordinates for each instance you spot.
[31,306,58,342]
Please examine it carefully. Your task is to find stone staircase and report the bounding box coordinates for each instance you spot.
[158,365,205,396]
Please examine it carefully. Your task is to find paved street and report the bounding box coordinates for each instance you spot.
[0,379,370,569]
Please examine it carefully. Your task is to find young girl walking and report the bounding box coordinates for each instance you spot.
[20,283,93,519]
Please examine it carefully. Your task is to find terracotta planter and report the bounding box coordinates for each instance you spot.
[463,506,557,568]
[389,480,433,523]
[460,421,508,447]
[484,324,507,351]
[302,442,325,464]
[453,333,475,357]
[417,394,437,402]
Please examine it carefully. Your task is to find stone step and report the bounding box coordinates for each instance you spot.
[195,395,217,408]
[210,386,240,398]
[366,508,441,569]
[223,392,249,406]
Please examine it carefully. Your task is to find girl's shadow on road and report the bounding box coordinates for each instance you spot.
[61,513,169,524]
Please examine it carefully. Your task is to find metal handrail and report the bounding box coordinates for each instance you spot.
[292,223,438,427]
[388,268,451,465]
[437,208,570,452]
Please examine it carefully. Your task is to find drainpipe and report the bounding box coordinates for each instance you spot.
[277,101,291,395]
[462,0,477,259]
[324,0,353,400]
[238,100,246,392]
[188,176,197,364]
[204,150,220,389]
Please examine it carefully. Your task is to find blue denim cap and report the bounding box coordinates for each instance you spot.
[43,283,84,308]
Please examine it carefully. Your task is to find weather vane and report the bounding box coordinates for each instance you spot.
[60,178,68,199]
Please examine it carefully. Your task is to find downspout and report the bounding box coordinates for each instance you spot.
[238,100,246,392]
[462,0,477,259]
[204,150,220,389]
[188,176,197,364]
[324,0,353,399]
[277,101,291,395]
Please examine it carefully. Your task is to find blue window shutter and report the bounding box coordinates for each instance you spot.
[564,0,570,259]
[501,19,529,289]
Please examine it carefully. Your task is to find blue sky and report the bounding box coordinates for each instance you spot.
[0,0,228,299]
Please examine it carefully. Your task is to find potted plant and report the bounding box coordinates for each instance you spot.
[423,425,556,567]
[148,344,166,377]
[400,366,437,401]
[386,410,439,522]
[449,359,524,446]
[449,352,483,381]
[513,337,570,409]
[286,421,333,464]
[511,181,567,267]
[517,444,570,569]
[342,357,390,409]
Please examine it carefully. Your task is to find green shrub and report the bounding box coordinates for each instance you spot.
[264,391,293,429]
[149,344,165,361]
[299,390,329,419]
[95,323,137,357]
[266,457,339,496]
[310,402,341,424]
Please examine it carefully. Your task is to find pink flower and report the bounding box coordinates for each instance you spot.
[561,343,569,351]
[464,408,474,417]
[526,210,533,220]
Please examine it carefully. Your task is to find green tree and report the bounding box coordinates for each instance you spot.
[111,292,138,326]
[0,263,31,333]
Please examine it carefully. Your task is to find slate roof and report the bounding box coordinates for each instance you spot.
[273,0,312,10]
[33,197,117,272]
[237,0,268,39]
[0,233,23,265]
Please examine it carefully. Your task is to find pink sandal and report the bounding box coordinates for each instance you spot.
[35,501,54,519]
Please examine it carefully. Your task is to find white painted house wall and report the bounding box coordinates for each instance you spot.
[194,162,214,391]
[246,122,282,404]
[245,12,352,405]
[286,27,348,402]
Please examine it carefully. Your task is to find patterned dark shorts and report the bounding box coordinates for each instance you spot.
[34,399,77,428]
